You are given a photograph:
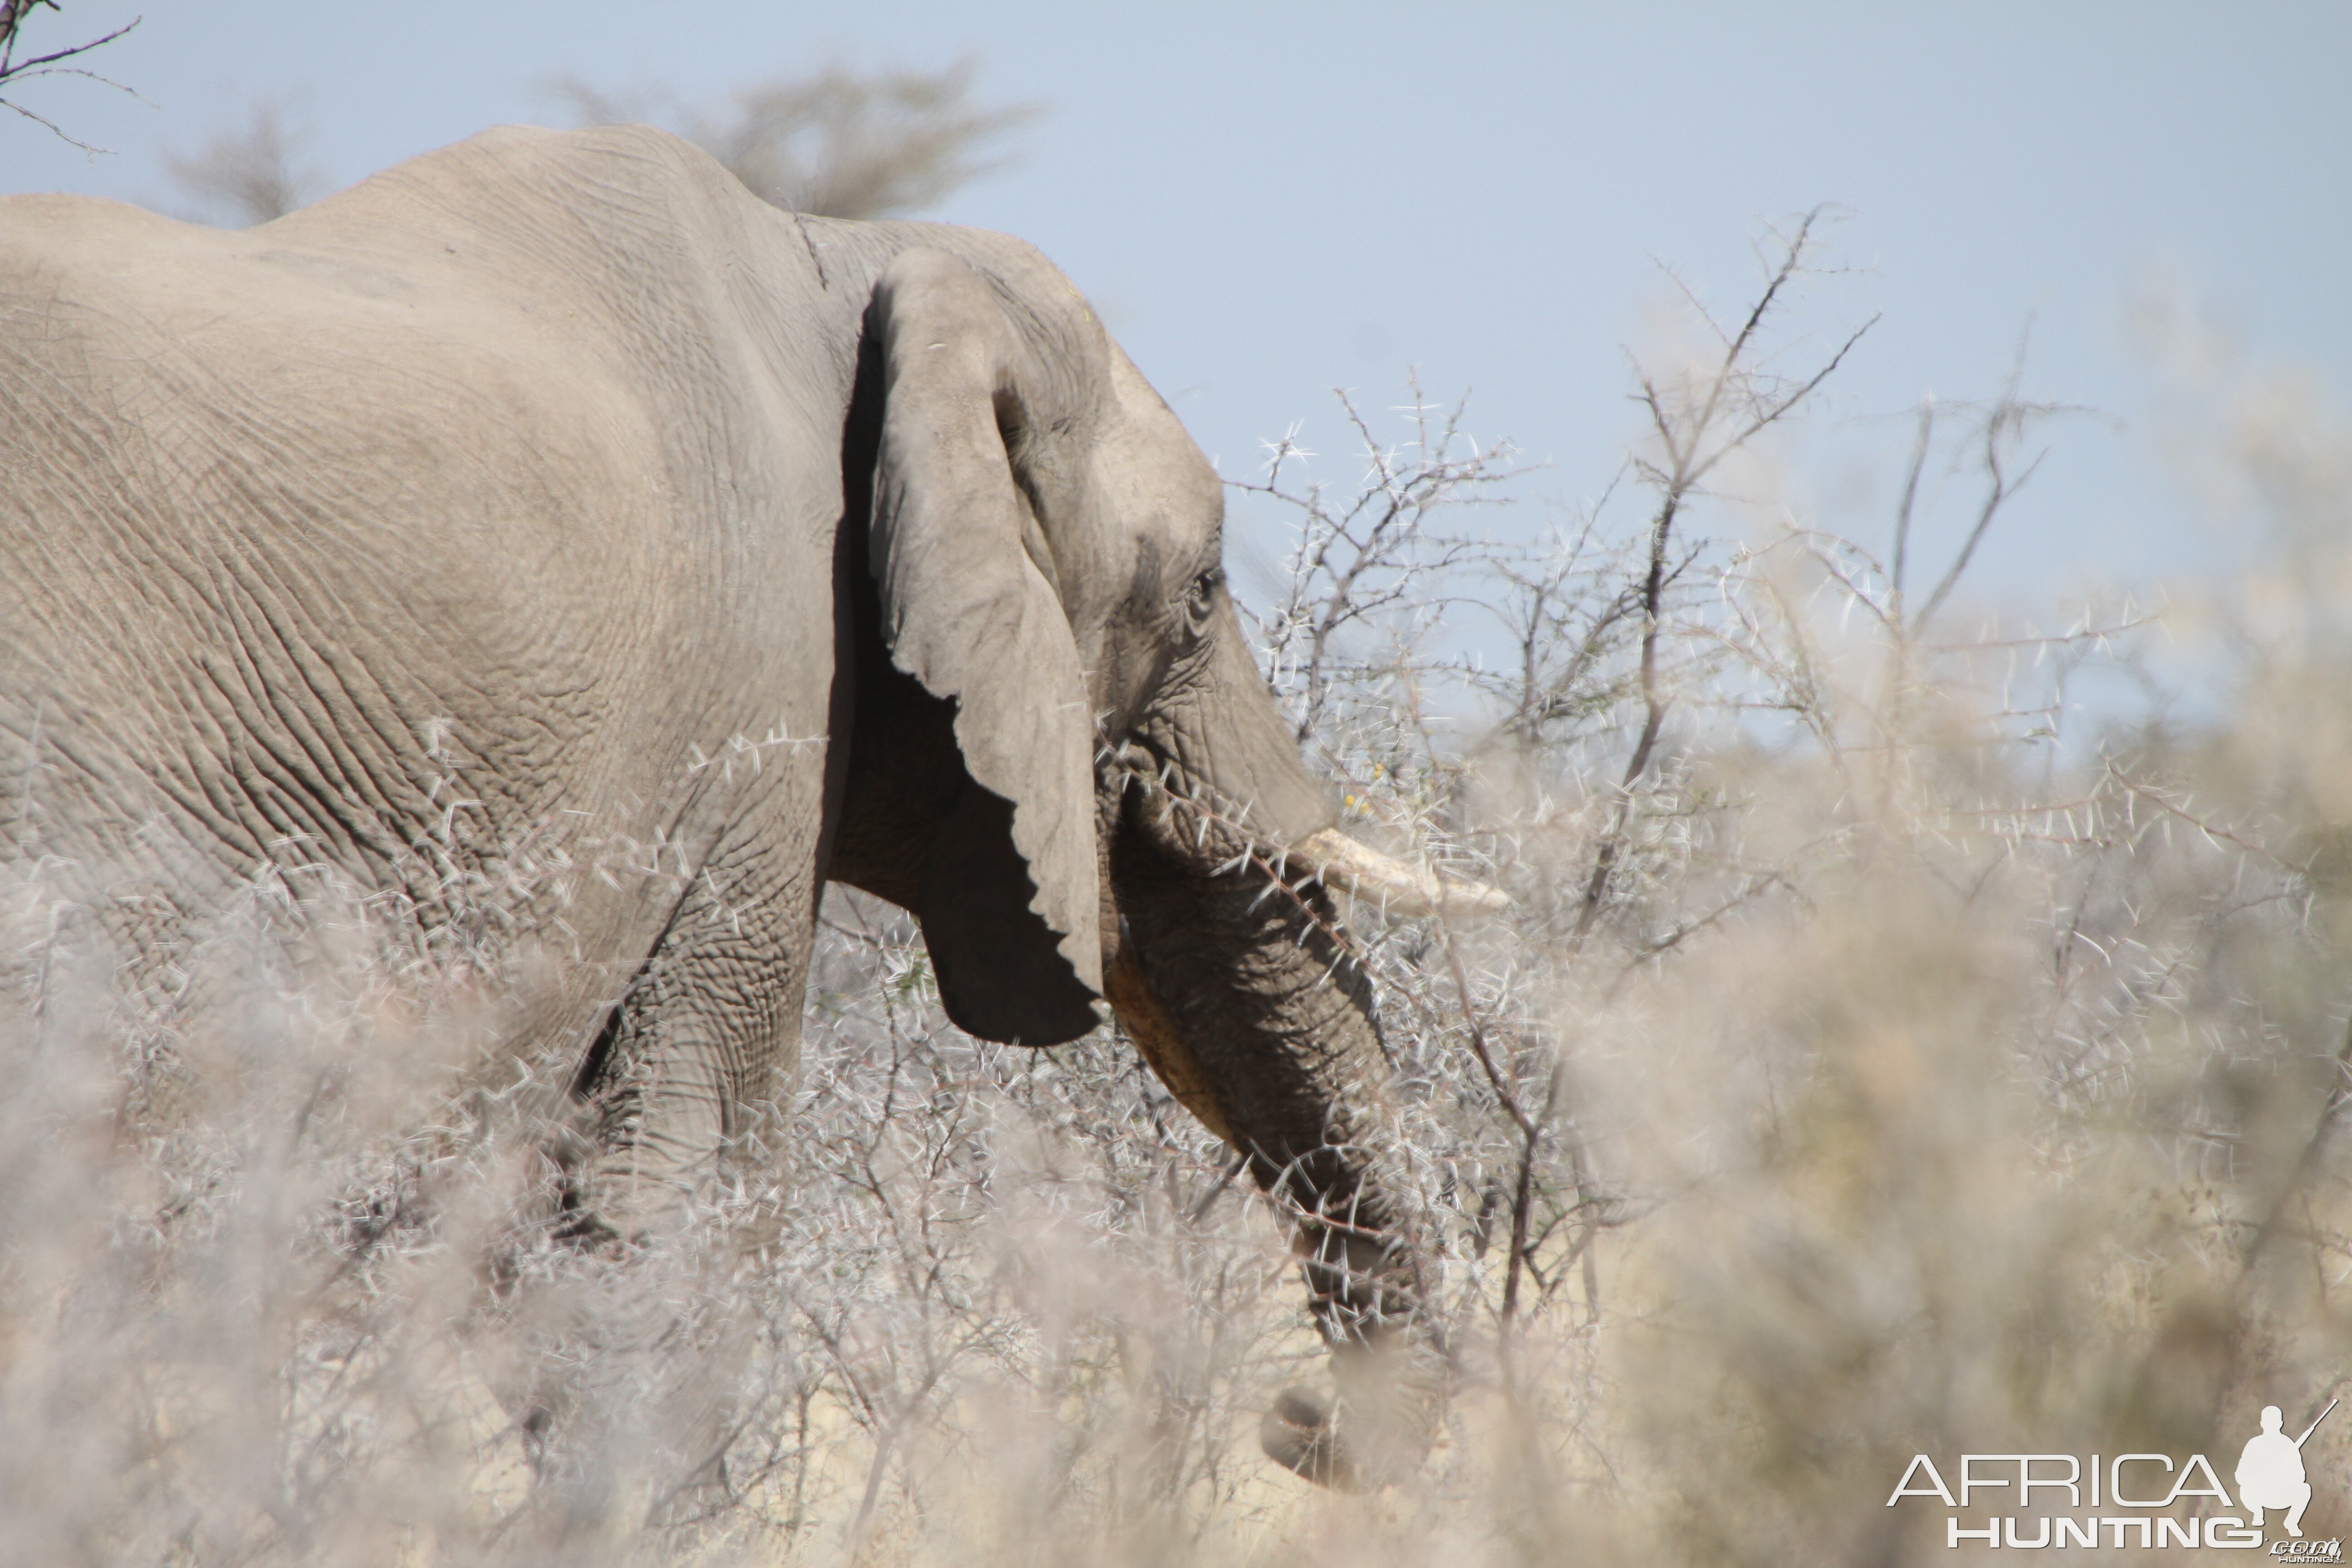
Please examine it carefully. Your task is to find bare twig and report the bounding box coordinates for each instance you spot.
[1574,208,1874,939]
[0,2,141,152]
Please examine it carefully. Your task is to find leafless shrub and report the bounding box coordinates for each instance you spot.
[550,58,1037,220]
[1207,211,2347,1561]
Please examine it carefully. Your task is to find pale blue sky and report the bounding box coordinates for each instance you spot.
[9,2,2347,622]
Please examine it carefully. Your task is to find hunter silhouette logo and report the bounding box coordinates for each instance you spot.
[1886,1396,2341,1550]
[2240,1399,2334,1539]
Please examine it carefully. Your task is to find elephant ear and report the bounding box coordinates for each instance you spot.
[867,247,1104,1044]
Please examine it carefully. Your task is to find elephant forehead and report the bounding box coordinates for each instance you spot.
[1098,348,1223,553]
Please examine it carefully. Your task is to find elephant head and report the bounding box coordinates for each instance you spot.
[823,243,1497,1485]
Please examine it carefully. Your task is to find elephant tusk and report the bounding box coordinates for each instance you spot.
[1293,828,1509,920]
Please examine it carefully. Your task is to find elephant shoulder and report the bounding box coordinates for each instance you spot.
[0,193,224,291]
[410,124,748,217]
[296,125,784,276]
[280,126,854,387]
[0,190,186,243]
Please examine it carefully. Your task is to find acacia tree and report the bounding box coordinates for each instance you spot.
[164,97,325,226]
[550,57,1036,220]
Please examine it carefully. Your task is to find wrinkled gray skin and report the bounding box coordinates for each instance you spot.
[0,126,1428,1485]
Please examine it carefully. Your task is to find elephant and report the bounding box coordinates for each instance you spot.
[0,124,1491,1488]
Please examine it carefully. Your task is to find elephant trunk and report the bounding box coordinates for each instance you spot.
[1107,771,1441,1488]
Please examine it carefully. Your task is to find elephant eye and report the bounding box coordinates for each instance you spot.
[1184,568,1220,627]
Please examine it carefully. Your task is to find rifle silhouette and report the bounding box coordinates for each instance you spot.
[2296,1397,2338,1449]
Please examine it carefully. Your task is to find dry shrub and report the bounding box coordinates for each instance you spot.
[4,221,2349,1565]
